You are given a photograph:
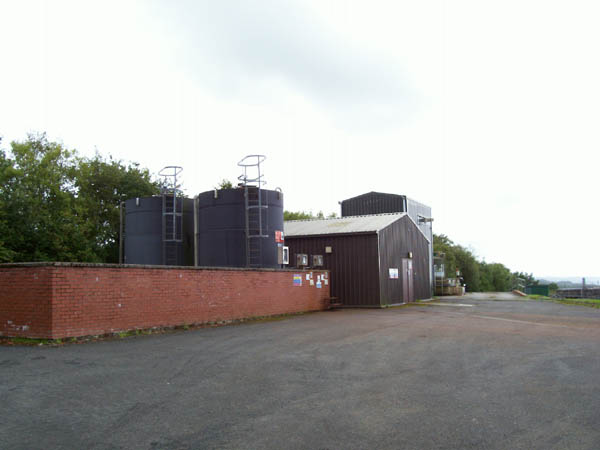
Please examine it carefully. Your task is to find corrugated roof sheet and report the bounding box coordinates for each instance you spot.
[284,213,407,236]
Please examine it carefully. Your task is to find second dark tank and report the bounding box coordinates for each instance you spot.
[196,187,284,268]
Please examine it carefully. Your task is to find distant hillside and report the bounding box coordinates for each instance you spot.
[538,280,580,288]
[538,277,600,288]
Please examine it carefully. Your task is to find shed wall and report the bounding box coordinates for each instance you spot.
[378,215,431,303]
[405,198,432,240]
[405,198,433,296]
[285,234,381,307]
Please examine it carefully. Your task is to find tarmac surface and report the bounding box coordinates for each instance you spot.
[2,293,600,449]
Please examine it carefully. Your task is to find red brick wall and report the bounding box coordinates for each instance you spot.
[0,264,330,339]
[0,266,53,338]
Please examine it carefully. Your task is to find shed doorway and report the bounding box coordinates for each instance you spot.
[402,258,414,302]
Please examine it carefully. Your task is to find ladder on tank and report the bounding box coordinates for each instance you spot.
[159,166,183,266]
[238,155,268,268]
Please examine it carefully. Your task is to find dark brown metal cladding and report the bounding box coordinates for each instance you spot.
[342,191,433,296]
[286,214,431,306]
[285,233,381,307]
[378,215,431,304]
[342,192,432,243]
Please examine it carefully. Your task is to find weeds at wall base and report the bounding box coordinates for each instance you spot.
[0,311,313,346]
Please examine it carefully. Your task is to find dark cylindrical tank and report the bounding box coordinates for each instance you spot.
[196,187,284,268]
[124,196,194,265]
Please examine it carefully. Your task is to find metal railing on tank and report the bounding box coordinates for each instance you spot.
[159,166,184,265]
[237,155,268,267]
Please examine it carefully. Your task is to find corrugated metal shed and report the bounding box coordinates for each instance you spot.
[340,192,432,239]
[285,214,431,307]
[284,213,406,237]
[341,191,407,217]
[341,192,434,296]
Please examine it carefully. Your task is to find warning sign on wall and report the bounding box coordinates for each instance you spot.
[275,230,284,243]
[293,274,302,286]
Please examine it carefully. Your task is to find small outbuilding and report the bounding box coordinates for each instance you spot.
[284,213,431,307]
[525,285,550,296]
[341,191,434,293]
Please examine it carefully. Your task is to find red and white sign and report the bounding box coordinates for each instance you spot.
[275,230,284,243]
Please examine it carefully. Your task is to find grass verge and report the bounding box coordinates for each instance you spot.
[526,295,600,308]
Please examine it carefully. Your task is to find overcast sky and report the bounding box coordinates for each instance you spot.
[1,0,599,278]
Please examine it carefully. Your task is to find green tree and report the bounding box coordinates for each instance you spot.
[433,233,515,292]
[284,210,314,221]
[0,134,160,263]
[74,153,160,262]
[216,179,233,189]
[433,234,458,277]
[511,271,537,287]
[454,245,481,292]
[284,210,338,221]
[485,263,512,291]
[0,133,92,261]
[478,262,494,292]
[0,141,17,261]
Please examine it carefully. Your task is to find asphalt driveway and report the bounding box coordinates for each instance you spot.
[2,293,600,449]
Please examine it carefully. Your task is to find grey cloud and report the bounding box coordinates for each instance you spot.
[152,0,417,127]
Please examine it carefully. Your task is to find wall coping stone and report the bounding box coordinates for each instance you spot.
[0,262,327,273]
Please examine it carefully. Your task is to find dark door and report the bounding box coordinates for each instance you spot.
[402,258,414,302]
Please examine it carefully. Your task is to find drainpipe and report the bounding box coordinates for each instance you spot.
[194,195,199,267]
[119,201,124,264]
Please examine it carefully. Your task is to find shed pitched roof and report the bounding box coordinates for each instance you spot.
[284,213,407,237]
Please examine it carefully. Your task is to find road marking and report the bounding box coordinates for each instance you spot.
[425,302,474,307]
[469,314,570,328]
[435,310,573,328]
[421,309,600,332]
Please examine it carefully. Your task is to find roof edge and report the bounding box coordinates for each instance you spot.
[285,231,378,239]
[284,212,407,224]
